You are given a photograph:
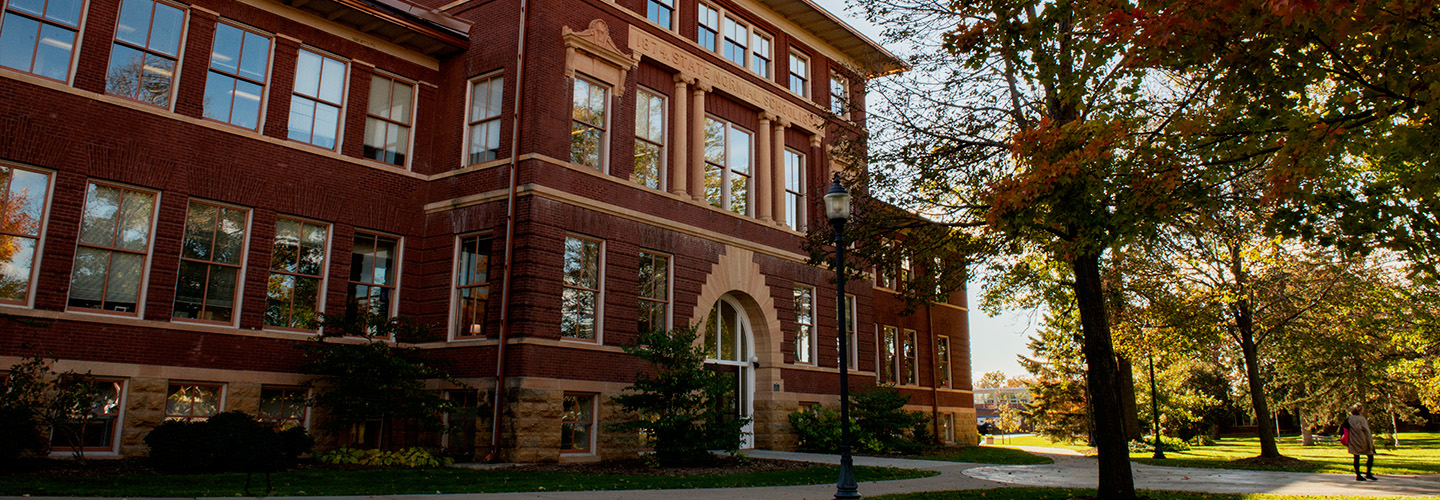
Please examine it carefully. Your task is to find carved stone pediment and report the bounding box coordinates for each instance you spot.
[563,20,638,94]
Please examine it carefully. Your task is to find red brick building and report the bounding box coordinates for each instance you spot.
[0,0,976,461]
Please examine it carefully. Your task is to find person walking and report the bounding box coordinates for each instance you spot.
[1343,403,1377,481]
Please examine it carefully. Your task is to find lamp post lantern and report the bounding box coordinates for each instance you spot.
[825,174,859,500]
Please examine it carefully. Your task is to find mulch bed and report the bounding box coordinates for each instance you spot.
[512,457,818,476]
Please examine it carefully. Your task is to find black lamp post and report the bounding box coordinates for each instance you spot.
[825,175,859,500]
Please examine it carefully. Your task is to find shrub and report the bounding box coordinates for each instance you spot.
[787,386,933,455]
[1129,435,1191,453]
[145,412,312,473]
[316,447,451,468]
[608,325,749,466]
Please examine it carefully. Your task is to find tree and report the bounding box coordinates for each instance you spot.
[843,0,1246,494]
[609,325,747,465]
[976,370,1009,389]
[300,312,458,450]
[1020,311,1092,444]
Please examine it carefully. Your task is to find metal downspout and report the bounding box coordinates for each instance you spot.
[487,0,529,462]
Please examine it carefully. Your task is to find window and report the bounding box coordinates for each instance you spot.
[203,22,270,129]
[288,49,346,149]
[0,165,51,305]
[347,232,397,321]
[571,77,608,170]
[443,389,481,452]
[788,51,808,96]
[842,294,856,369]
[265,217,327,330]
[646,0,672,29]
[637,251,669,334]
[104,0,185,106]
[364,74,413,166]
[466,74,503,165]
[258,387,307,430]
[634,88,665,189]
[783,149,804,231]
[899,255,911,286]
[49,379,123,452]
[722,17,746,66]
[902,329,918,385]
[173,200,246,323]
[703,117,751,215]
[880,325,896,383]
[0,0,83,81]
[793,285,814,364]
[454,235,491,338]
[937,336,951,388]
[69,182,156,314]
[164,383,221,422]
[561,235,601,340]
[560,393,595,453]
[941,413,955,442]
[750,31,771,77]
[697,3,718,51]
[830,73,848,117]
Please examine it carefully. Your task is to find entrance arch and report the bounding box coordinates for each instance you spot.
[703,294,756,448]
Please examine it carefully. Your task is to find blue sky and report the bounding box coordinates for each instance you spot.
[810,0,1038,382]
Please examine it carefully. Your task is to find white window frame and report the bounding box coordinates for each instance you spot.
[793,284,815,365]
[783,148,805,231]
[0,162,55,310]
[104,0,190,110]
[703,116,753,216]
[570,75,611,172]
[750,29,771,78]
[450,232,493,340]
[830,72,849,118]
[263,214,332,333]
[0,0,91,84]
[633,86,667,190]
[843,294,857,370]
[697,2,720,51]
[48,377,127,456]
[880,325,897,384]
[788,50,809,97]
[363,70,418,169]
[163,381,226,423]
[66,180,161,317]
[287,47,350,150]
[637,250,672,334]
[901,328,918,385]
[696,2,772,78]
[560,234,604,343]
[560,392,598,454]
[201,20,274,131]
[463,71,505,166]
[171,197,252,328]
[937,335,952,388]
[346,229,403,327]
[645,0,674,30]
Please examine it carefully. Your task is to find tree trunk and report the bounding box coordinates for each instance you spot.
[1071,253,1135,499]
[1300,412,1313,446]
[1117,355,1142,441]
[1231,244,1281,458]
[1237,311,1281,457]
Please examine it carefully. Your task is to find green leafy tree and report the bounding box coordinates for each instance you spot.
[300,312,458,450]
[609,325,747,465]
[1020,311,1092,444]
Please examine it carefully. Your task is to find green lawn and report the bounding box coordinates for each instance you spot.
[916,445,1054,465]
[988,434,1096,453]
[873,486,1439,500]
[989,432,1440,475]
[1132,432,1440,475]
[0,464,934,497]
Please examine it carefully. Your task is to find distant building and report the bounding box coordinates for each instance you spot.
[974,387,1030,431]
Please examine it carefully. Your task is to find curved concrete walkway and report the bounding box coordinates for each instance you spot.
[965,445,1440,497]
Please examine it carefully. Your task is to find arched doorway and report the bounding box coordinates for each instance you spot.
[703,294,755,448]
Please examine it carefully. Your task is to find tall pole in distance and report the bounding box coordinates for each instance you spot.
[825,175,859,500]
[1148,347,1166,460]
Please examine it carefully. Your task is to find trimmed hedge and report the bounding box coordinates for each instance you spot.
[145,412,312,473]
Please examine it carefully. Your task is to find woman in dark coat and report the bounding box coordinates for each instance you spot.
[1343,403,1377,481]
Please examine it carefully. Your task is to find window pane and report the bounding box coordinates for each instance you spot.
[634,142,659,189]
[205,264,237,322]
[114,0,152,48]
[202,75,235,121]
[209,23,242,73]
[367,75,391,118]
[231,80,263,129]
[0,14,40,74]
[34,23,75,82]
[149,3,185,57]
[239,31,269,82]
[287,96,314,143]
[68,247,108,305]
[8,167,49,234]
[44,0,84,25]
[172,259,206,318]
[318,56,345,102]
[0,235,37,301]
[79,184,121,247]
[291,276,320,328]
[271,218,299,272]
[372,236,395,286]
[311,102,340,149]
[117,190,154,251]
[264,273,293,326]
[215,207,246,265]
[105,251,144,310]
[105,44,144,98]
[8,0,44,17]
[298,222,326,276]
[391,81,412,123]
[560,288,595,339]
[294,50,321,97]
[182,202,217,261]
